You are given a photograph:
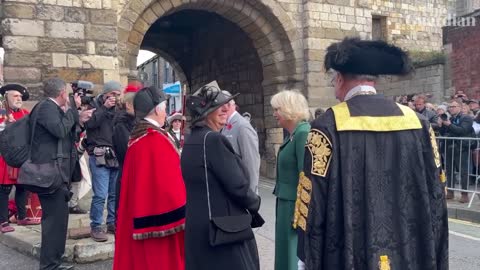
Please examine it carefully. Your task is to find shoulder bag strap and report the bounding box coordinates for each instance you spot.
[203,131,213,220]
[27,102,42,159]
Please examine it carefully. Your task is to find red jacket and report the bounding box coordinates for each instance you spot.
[0,108,29,185]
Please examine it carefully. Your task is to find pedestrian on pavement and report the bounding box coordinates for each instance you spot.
[181,81,261,270]
[166,112,185,151]
[270,90,311,270]
[0,84,40,233]
[84,81,122,241]
[112,83,141,215]
[114,86,186,270]
[221,89,261,194]
[297,37,448,270]
[31,77,82,270]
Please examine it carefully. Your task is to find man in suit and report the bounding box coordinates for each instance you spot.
[221,89,261,194]
[30,77,82,270]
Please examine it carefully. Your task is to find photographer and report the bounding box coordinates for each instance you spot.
[84,81,121,242]
[439,99,475,203]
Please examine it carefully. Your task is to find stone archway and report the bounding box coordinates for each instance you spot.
[117,0,303,177]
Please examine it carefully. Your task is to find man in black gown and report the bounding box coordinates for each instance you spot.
[296,38,448,270]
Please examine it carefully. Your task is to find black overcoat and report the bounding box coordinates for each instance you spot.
[181,126,261,270]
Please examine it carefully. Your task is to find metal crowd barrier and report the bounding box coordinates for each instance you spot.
[436,136,480,208]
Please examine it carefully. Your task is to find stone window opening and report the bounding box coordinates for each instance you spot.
[372,15,388,41]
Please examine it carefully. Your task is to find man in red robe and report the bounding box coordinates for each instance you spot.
[114,86,185,270]
[0,84,41,233]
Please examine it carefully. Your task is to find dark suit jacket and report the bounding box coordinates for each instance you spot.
[30,99,79,183]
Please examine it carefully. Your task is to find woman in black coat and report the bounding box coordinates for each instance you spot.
[181,81,261,270]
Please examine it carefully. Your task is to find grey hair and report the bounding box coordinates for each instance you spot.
[43,77,66,98]
[345,74,378,82]
[147,100,167,116]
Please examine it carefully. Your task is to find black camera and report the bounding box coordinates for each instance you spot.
[440,113,449,121]
[71,80,95,106]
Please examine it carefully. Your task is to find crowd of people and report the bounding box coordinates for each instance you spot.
[397,92,480,203]
[0,38,452,270]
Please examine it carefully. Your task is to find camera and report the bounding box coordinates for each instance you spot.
[71,80,95,106]
[440,113,449,121]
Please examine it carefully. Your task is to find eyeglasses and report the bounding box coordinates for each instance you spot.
[329,72,338,87]
[448,105,459,108]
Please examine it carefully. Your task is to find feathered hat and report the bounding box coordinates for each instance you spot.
[324,37,414,76]
[186,81,239,124]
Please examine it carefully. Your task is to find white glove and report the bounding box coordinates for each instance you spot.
[298,260,306,270]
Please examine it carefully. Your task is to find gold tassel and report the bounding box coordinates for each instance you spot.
[440,170,446,183]
[379,255,391,270]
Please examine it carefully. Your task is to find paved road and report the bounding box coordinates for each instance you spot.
[1,182,480,270]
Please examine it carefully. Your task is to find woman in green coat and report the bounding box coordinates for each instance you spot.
[270,90,311,270]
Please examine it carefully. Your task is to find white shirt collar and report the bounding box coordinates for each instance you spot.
[144,117,161,128]
[49,98,60,107]
[344,85,377,101]
[227,111,238,123]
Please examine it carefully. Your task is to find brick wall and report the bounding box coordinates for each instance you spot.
[443,15,480,99]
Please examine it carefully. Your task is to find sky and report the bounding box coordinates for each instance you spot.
[137,50,157,67]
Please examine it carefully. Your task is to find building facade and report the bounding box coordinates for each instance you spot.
[137,54,176,89]
[1,0,449,177]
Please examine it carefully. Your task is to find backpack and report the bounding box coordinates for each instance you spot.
[0,103,40,168]
[0,115,32,168]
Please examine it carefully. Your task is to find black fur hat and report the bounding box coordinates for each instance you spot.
[324,37,413,76]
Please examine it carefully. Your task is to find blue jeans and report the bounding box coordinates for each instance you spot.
[89,156,118,229]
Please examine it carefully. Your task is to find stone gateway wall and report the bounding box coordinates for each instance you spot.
[2,0,121,98]
[376,63,446,103]
[1,0,448,178]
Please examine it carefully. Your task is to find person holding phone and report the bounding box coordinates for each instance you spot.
[84,81,122,242]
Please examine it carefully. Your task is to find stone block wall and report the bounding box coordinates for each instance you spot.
[302,0,448,110]
[0,0,449,178]
[376,63,446,103]
[1,0,120,98]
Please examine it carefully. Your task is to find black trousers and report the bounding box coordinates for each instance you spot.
[38,186,70,270]
[0,184,28,223]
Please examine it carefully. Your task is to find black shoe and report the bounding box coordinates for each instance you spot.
[90,227,108,242]
[58,264,75,270]
[69,206,88,214]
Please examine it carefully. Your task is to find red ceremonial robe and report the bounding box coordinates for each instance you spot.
[113,126,186,270]
[0,109,29,185]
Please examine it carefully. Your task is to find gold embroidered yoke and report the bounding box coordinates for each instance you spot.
[297,95,448,270]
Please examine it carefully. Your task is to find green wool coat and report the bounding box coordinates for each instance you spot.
[274,121,311,270]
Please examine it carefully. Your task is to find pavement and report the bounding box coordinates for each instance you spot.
[0,178,480,269]
[447,192,480,223]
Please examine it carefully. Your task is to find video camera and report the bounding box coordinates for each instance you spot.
[71,80,95,106]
